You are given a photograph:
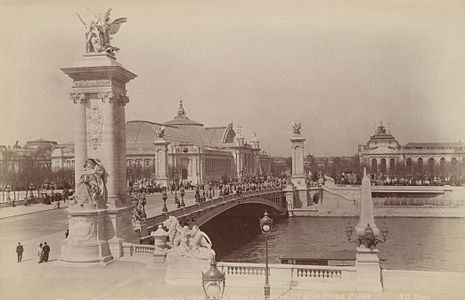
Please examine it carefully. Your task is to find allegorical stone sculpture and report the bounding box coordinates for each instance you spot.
[72,158,107,208]
[76,8,127,56]
[163,216,216,285]
[155,125,166,139]
[162,216,215,261]
[292,122,302,135]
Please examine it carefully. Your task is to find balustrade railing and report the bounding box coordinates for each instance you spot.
[217,262,356,287]
[122,242,155,256]
[146,188,285,229]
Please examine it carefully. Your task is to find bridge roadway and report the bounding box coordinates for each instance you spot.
[145,187,287,232]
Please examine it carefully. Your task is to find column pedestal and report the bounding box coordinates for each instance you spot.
[355,246,383,292]
[154,139,170,188]
[106,205,139,258]
[61,207,113,265]
[284,184,295,216]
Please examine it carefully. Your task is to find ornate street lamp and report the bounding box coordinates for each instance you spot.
[162,188,168,213]
[174,172,180,208]
[180,186,185,207]
[201,255,226,300]
[259,211,273,300]
[345,222,389,249]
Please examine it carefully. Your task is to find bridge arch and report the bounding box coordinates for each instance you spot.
[193,196,287,227]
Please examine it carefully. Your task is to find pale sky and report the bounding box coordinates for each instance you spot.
[1,0,464,156]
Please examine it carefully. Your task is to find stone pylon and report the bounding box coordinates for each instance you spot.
[289,123,309,208]
[154,135,170,188]
[290,126,306,188]
[355,168,382,292]
[60,53,139,264]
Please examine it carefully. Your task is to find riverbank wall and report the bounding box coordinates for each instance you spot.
[290,185,465,217]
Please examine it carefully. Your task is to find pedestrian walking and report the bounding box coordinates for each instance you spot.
[42,242,50,262]
[38,243,44,263]
[16,242,24,262]
[65,229,69,239]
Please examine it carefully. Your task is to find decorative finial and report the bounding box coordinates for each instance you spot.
[176,100,186,118]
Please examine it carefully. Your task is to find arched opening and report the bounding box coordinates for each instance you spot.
[406,158,413,176]
[389,158,396,175]
[440,158,446,180]
[380,158,387,175]
[417,158,423,178]
[371,158,378,174]
[428,158,435,178]
[451,158,458,176]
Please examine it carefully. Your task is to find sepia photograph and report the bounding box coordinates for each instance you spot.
[0,0,464,299]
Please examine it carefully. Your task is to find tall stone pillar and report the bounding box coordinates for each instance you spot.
[290,126,306,188]
[61,53,138,264]
[290,123,309,208]
[71,93,87,187]
[154,137,170,188]
[355,168,382,292]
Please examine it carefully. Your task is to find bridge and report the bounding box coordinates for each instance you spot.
[144,187,287,233]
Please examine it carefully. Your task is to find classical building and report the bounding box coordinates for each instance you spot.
[51,101,272,184]
[358,123,465,181]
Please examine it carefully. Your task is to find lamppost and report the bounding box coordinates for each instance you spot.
[201,255,225,300]
[345,222,389,249]
[162,188,168,213]
[174,171,180,208]
[180,186,185,207]
[259,211,273,300]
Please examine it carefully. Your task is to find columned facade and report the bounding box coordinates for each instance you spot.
[359,123,465,183]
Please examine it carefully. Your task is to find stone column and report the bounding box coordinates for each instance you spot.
[71,92,87,187]
[99,92,119,206]
[154,138,170,187]
[117,99,128,200]
[61,53,138,263]
[290,135,306,188]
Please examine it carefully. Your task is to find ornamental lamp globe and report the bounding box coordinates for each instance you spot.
[201,255,225,300]
[260,211,273,234]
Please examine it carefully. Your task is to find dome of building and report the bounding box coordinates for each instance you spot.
[163,100,204,126]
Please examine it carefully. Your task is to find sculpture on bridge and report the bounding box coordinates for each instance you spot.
[291,122,302,135]
[76,8,127,56]
[161,216,215,261]
[130,191,147,224]
[72,158,107,208]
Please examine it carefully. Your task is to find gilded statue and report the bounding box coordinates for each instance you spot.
[292,122,302,135]
[76,8,127,56]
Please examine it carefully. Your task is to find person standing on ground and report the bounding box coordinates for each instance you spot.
[16,242,24,262]
[42,242,50,262]
[65,229,69,239]
[38,243,44,263]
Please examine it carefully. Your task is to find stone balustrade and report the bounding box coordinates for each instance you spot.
[217,262,357,290]
[122,242,156,256]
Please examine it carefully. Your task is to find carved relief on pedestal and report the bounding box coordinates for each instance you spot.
[87,103,104,150]
[73,80,112,87]
[69,217,96,241]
